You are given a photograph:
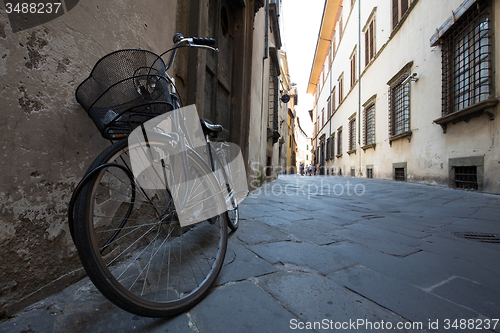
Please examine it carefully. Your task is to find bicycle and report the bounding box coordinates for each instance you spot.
[68,33,244,317]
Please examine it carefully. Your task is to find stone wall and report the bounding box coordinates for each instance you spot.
[0,0,177,317]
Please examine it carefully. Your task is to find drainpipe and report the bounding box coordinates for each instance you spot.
[329,41,332,173]
[357,0,362,176]
[264,0,269,59]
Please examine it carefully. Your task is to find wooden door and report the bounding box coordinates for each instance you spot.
[205,0,235,140]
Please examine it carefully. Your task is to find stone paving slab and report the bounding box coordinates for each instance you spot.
[332,228,418,256]
[419,235,500,273]
[235,219,291,245]
[450,217,500,232]
[277,219,344,245]
[0,279,193,333]
[189,281,309,333]
[469,206,500,221]
[256,271,418,333]
[265,208,313,222]
[216,239,277,285]
[328,266,479,333]
[313,208,365,225]
[323,242,451,289]
[355,218,430,238]
[249,241,356,275]
[431,277,500,320]
[402,250,500,290]
[344,222,422,247]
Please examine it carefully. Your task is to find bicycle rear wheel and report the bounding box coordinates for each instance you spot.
[73,138,228,317]
[227,206,239,231]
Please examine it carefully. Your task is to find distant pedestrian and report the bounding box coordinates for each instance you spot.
[300,164,304,176]
[308,165,312,176]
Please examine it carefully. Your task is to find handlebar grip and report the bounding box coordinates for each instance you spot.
[173,33,184,44]
[192,37,216,46]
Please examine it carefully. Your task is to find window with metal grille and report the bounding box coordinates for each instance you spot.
[348,118,356,152]
[454,166,478,190]
[337,128,343,156]
[364,104,375,146]
[441,1,492,117]
[394,167,405,181]
[389,73,410,137]
[351,167,355,177]
[365,16,375,66]
[367,167,373,178]
[269,61,278,131]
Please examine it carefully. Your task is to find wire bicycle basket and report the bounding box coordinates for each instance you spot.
[76,49,174,139]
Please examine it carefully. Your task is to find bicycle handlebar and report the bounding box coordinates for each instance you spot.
[173,33,216,47]
[165,33,217,70]
[191,37,216,46]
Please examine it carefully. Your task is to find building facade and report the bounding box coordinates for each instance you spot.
[0,0,286,316]
[309,0,500,193]
[286,87,298,173]
[295,116,312,173]
[247,0,290,185]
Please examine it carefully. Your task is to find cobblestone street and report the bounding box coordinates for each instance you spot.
[1,175,500,333]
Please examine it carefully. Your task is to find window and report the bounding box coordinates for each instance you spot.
[338,74,344,104]
[454,166,478,190]
[393,162,407,181]
[269,60,278,132]
[367,167,373,178]
[350,48,357,88]
[330,134,335,160]
[394,168,406,181]
[365,16,375,66]
[348,117,356,152]
[388,71,410,138]
[392,0,411,29]
[327,97,331,120]
[321,108,325,127]
[441,1,492,117]
[337,127,343,156]
[364,104,375,146]
[331,87,336,114]
[339,11,343,39]
[326,137,331,160]
[449,156,483,191]
[332,33,336,63]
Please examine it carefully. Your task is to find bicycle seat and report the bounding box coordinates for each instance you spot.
[200,119,223,136]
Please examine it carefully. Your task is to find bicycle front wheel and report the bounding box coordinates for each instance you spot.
[73,138,228,317]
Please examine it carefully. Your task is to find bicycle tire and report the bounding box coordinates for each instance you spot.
[73,138,228,317]
[227,206,239,231]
